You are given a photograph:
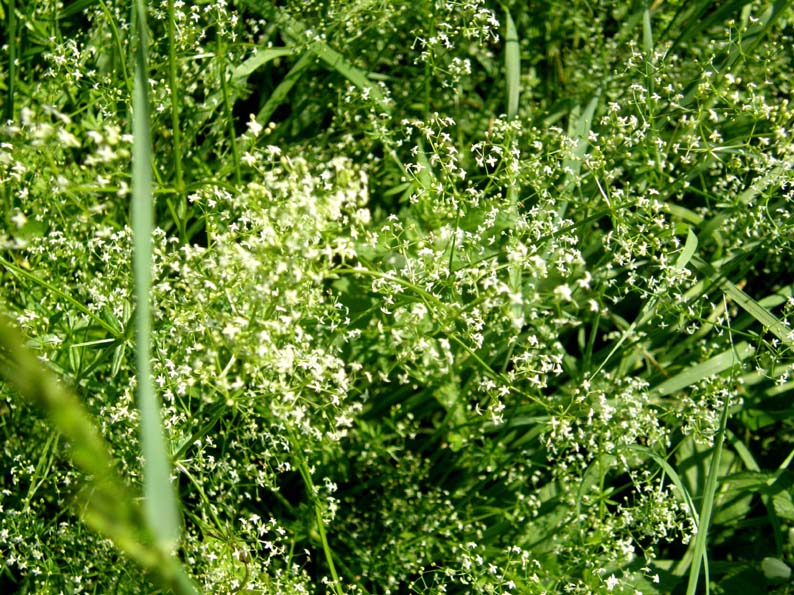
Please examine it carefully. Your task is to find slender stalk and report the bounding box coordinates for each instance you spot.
[290,430,345,595]
[166,0,186,238]
[4,0,17,123]
[217,26,241,184]
[685,296,737,595]
[99,0,133,97]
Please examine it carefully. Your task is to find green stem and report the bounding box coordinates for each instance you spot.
[166,0,186,238]
[99,0,133,98]
[290,433,345,595]
[686,298,737,595]
[217,23,241,184]
[5,0,17,123]
[685,396,729,595]
[0,255,123,339]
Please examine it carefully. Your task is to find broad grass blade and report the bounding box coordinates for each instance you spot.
[0,318,201,594]
[504,9,520,119]
[132,0,181,551]
[651,341,754,397]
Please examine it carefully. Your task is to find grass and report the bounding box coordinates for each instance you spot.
[131,0,182,556]
[1,1,794,594]
[686,302,737,595]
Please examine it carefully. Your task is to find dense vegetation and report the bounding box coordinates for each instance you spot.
[1,1,793,593]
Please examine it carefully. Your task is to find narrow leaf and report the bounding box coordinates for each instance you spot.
[652,341,754,397]
[642,5,654,55]
[692,256,794,350]
[675,227,698,270]
[0,317,153,579]
[687,396,730,595]
[560,88,601,217]
[233,47,294,80]
[722,281,794,350]
[132,0,181,550]
[504,9,520,119]
[279,14,390,113]
[625,444,700,529]
[256,52,314,128]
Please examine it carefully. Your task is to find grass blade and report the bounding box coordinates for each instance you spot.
[725,430,784,554]
[625,444,700,531]
[0,317,132,506]
[0,318,200,594]
[651,341,754,397]
[4,0,16,122]
[722,281,794,350]
[559,88,601,217]
[256,52,314,129]
[504,8,520,119]
[0,255,124,339]
[166,0,185,202]
[674,227,699,270]
[686,404,728,595]
[642,3,654,55]
[684,298,741,595]
[279,13,390,113]
[692,256,794,350]
[233,47,295,80]
[132,0,181,551]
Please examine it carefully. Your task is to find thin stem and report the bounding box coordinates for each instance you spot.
[685,296,737,595]
[167,0,186,235]
[216,23,241,184]
[289,430,345,595]
[4,0,17,123]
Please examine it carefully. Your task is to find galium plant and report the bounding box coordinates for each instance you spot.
[2,0,794,594]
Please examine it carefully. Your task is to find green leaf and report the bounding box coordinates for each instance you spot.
[256,51,314,128]
[132,0,181,552]
[721,280,794,350]
[59,0,100,19]
[279,13,390,114]
[675,227,698,271]
[624,445,700,530]
[642,5,654,55]
[761,557,791,581]
[686,396,731,595]
[773,492,794,521]
[651,341,754,397]
[0,318,200,594]
[504,9,520,119]
[232,47,295,81]
[559,88,601,218]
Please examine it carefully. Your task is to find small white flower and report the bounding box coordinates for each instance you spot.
[10,211,27,229]
[554,284,573,301]
[247,115,263,136]
[222,322,241,339]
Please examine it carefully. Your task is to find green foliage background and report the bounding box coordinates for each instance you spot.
[1,0,794,593]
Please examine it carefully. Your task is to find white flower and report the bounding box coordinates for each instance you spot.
[10,211,27,229]
[247,115,263,136]
[554,284,573,301]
